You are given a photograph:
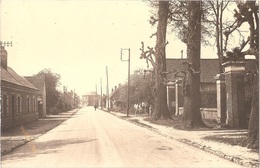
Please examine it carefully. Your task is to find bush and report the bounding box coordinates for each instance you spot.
[48,107,62,115]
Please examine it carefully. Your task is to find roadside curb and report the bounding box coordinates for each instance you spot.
[107,111,258,168]
[1,108,80,156]
[177,138,258,168]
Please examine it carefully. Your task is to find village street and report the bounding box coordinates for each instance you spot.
[2,107,244,168]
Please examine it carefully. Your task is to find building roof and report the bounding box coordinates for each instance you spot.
[166,59,220,83]
[110,85,123,100]
[25,75,46,93]
[1,66,39,90]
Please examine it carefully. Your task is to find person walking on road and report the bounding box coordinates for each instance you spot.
[94,105,97,111]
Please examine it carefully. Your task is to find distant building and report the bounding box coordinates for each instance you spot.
[82,92,100,106]
[1,46,42,130]
[109,84,124,111]
[25,75,47,118]
[166,58,220,115]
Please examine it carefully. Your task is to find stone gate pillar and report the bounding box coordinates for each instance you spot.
[214,73,226,125]
[223,61,247,128]
[175,80,179,116]
[167,82,175,114]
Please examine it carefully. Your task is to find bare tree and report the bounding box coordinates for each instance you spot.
[223,0,259,149]
[140,1,172,120]
[207,1,233,72]
[181,0,205,128]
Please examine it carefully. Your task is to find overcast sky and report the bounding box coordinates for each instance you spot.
[1,0,219,97]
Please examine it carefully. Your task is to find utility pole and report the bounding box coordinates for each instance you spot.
[95,84,97,107]
[100,77,103,109]
[106,66,110,112]
[120,48,130,117]
[74,89,76,108]
[0,41,12,47]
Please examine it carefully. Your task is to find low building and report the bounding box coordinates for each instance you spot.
[166,58,257,121]
[1,46,42,130]
[166,58,220,115]
[109,85,124,111]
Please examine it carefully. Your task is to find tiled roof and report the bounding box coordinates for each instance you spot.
[166,59,257,83]
[25,75,46,92]
[166,59,220,83]
[1,67,39,90]
[110,86,123,99]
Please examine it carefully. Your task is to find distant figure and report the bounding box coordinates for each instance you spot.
[94,105,97,111]
[149,105,153,117]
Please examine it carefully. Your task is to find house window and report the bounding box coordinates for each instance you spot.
[17,96,22,115]
[33,98,37,112]
[26,97,30,113]
[2,94,9,117]
[32,96,35,112]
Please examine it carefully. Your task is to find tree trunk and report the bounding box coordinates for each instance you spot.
[153,1,172,120]
[182,0,205,128]
[246,0,259,149]
[247,72,259,149]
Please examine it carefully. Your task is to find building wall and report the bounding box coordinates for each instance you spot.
[169,82,217,109]
[178,107,218,120]
[200,83,217,108]
[82,95,100,106]
[1,81,40,130]
[25,76,47,118]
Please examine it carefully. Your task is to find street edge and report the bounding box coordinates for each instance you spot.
[104,110,258,168]
[1,108,80,156]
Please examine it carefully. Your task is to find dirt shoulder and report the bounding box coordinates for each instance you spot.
[1,108,80,156]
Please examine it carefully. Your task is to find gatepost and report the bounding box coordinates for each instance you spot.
[214,73,226,125]
[166,81,175,114]
[222,61,247,128]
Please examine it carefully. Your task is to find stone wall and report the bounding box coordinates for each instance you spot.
[178,107,217,120]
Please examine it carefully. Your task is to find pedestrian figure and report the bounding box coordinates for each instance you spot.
[94,105,97,111]
[149,105,153,117]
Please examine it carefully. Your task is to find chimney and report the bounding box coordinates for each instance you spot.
[0,46,7,70]
[114,86,117,91]
[63,86,66,93]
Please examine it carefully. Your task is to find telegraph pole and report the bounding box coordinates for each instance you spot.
[100,77,103,109]
[120,48,130,117]
[0,41,12,47]
[74,89,76,108]
[106,66,110,112]
[95,84,97,107]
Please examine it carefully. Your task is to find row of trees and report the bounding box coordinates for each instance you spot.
[34,68,77,114]
[113,69,153,113]
[138,1,258,149]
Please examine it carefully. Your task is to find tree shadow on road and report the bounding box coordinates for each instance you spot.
[2,138,98,162]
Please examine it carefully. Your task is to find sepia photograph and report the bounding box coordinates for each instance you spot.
[0,0,259,167]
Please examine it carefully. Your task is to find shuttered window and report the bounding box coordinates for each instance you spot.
[2,94,8,117]
[17,96,22,115]
[27,97,30,113]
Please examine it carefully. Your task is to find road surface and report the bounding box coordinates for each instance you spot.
[1,107,244,167]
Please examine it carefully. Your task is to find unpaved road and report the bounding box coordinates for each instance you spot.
[1,107,244,167]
